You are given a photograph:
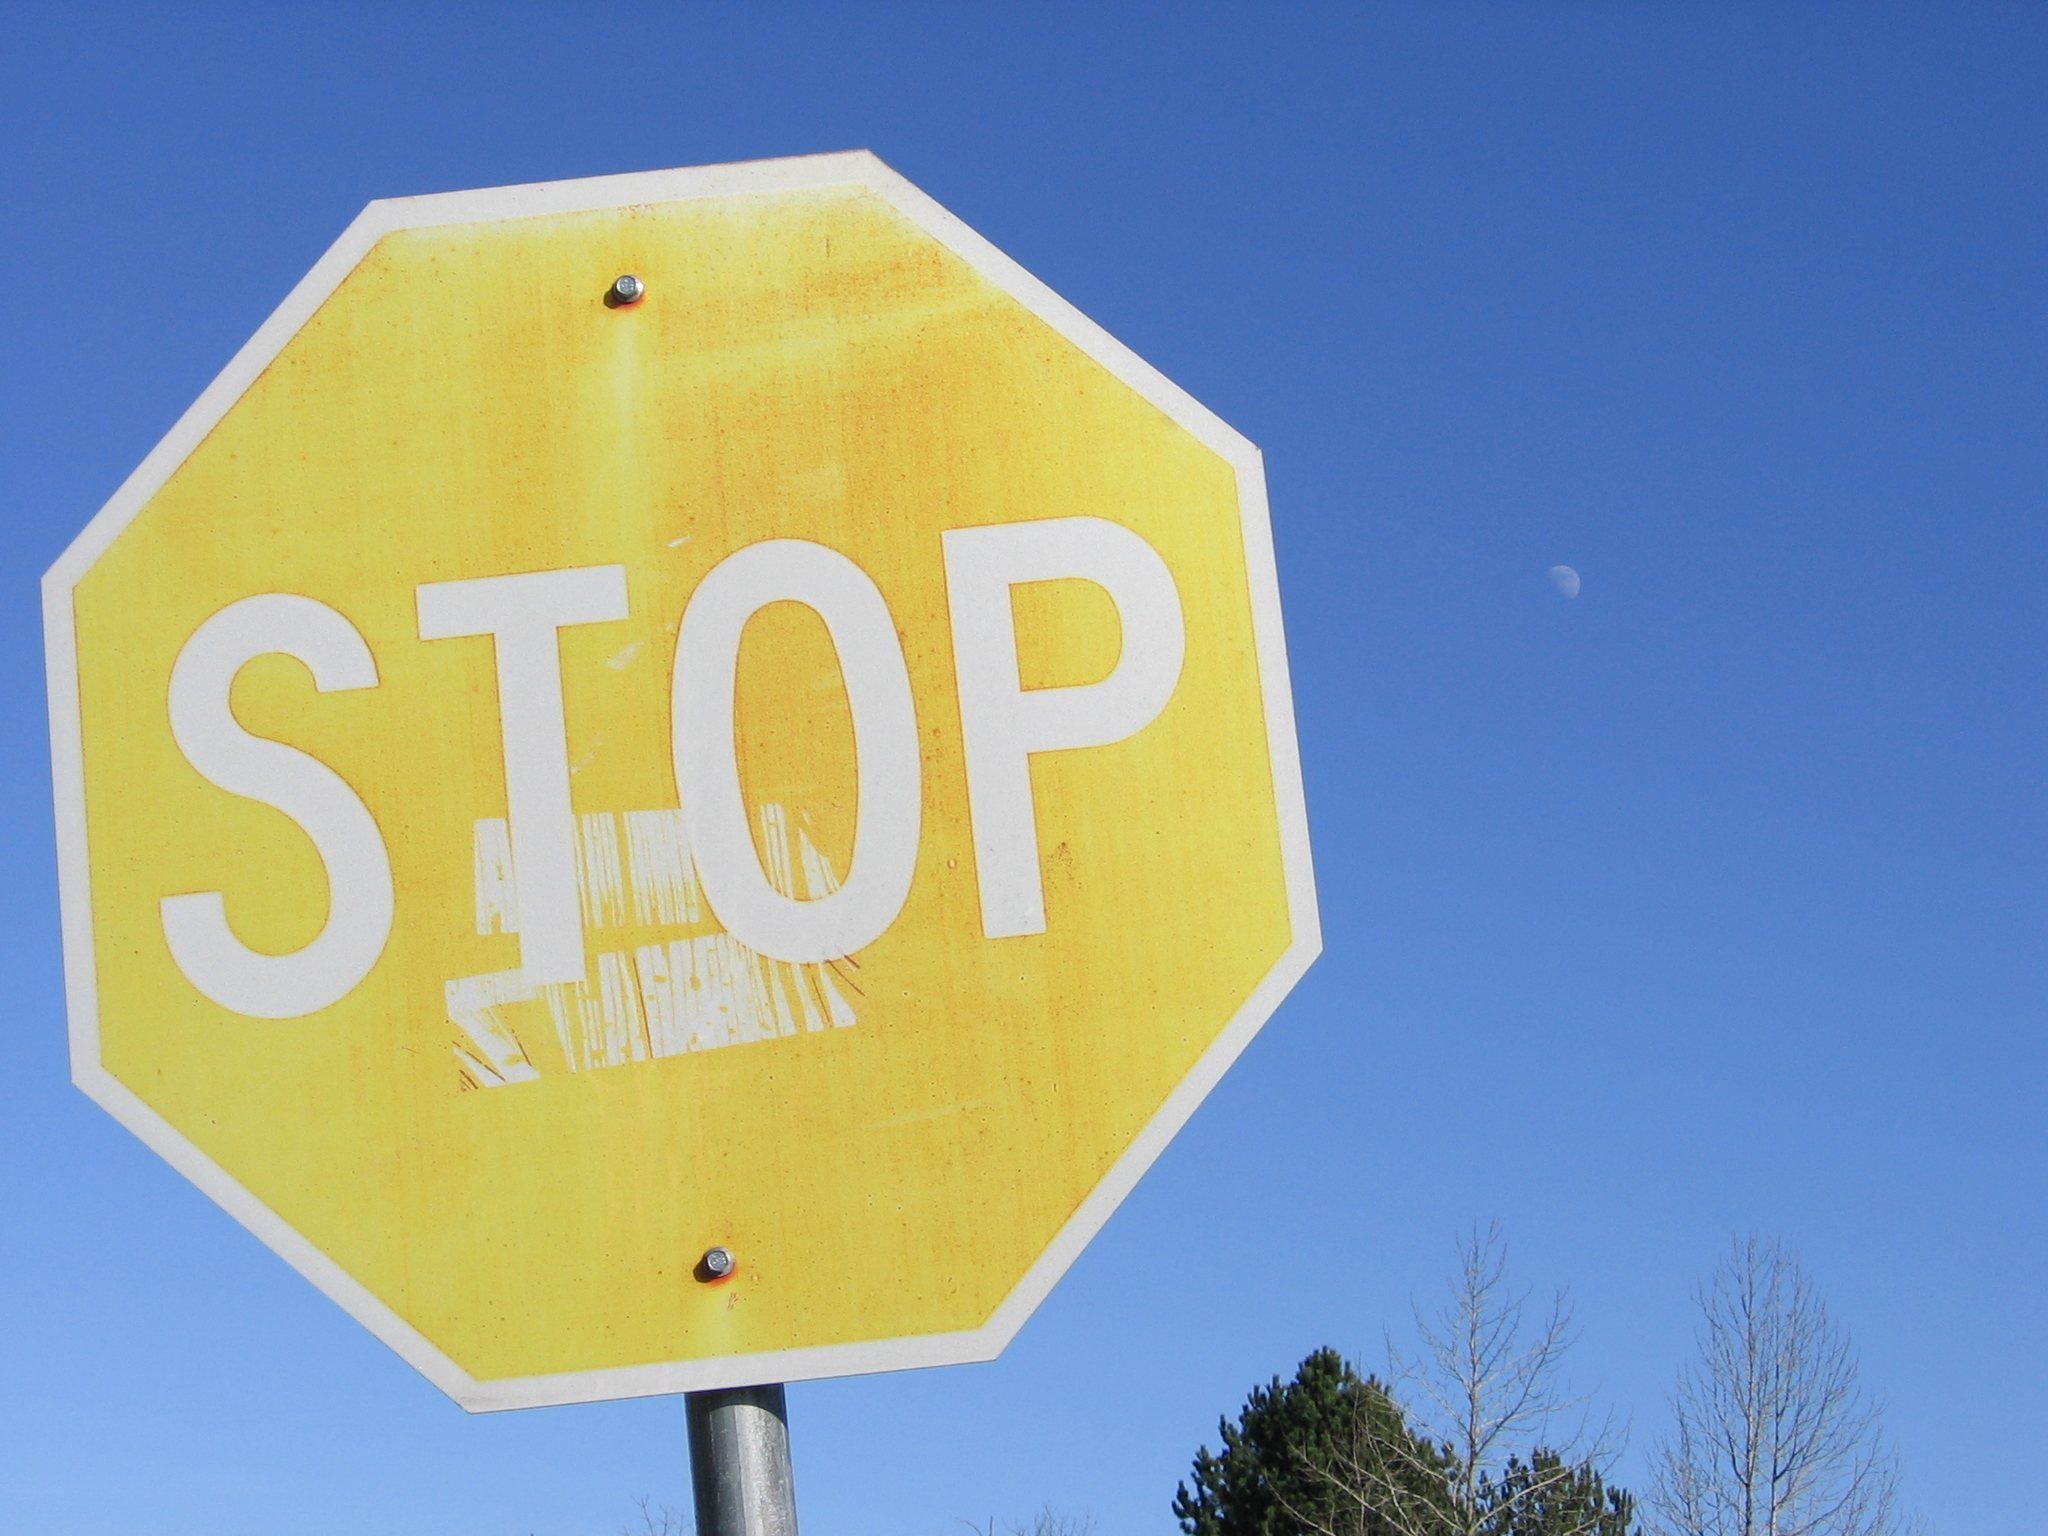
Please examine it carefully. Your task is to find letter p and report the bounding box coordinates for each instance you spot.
[942,517,1185,939]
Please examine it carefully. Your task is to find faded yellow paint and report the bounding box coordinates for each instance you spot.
[70,187,1289,1382]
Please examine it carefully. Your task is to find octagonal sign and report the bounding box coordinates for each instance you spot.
[44,153,1318,1410]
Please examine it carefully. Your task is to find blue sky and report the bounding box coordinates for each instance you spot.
[2,4,2042,1533]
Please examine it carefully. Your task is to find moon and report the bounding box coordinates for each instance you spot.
[1547,564,1581,599]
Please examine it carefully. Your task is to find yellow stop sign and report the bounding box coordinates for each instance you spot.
[44,154,1318,1410]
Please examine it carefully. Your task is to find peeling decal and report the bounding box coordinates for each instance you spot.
[450,805,857,1087]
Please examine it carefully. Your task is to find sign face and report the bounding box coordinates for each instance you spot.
[44,153,1318,1410]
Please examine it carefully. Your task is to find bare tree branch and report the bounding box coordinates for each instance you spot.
[1651,1237,1902,1536]
[621,1495,690,1536]
[960,1507,1096,1536]
[1286,1224,1625,1536]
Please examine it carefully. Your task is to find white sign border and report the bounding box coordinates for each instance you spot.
[43,151,1322,1412]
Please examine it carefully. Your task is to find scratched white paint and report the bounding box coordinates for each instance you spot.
[472,818,517,937]
[475,810,693,936]
[795,815,842,900]
[635,931,854,1054]
[545,949,645,1071]
[573,813,629,930]
[623,809,702,926]
[450,803,857,1086]
[759,803,797,905]
[447,968,542,1088]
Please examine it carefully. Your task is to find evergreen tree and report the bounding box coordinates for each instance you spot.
[1177,1352,1640,1536]
[1173,1349,1448,1536]
[1479,1451,1638,1536]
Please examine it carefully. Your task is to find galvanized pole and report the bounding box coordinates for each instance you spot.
[686,1384,799,1536]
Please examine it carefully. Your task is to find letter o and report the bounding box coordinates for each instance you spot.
[673,540,922,964]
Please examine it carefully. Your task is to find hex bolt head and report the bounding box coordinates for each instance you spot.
[700,1245,735,1280]
[608,273,645,306]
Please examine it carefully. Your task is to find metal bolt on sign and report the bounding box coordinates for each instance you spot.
[608,272,645,305]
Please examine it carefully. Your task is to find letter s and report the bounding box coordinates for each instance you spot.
[161,594,393,1019]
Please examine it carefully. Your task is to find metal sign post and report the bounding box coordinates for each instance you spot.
[687,1384,799,1536]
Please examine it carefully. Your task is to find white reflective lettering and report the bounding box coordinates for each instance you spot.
[417,565,629,985]
[942,517,1185,938]
[674,540,921,964]
[162,594,393,1018]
